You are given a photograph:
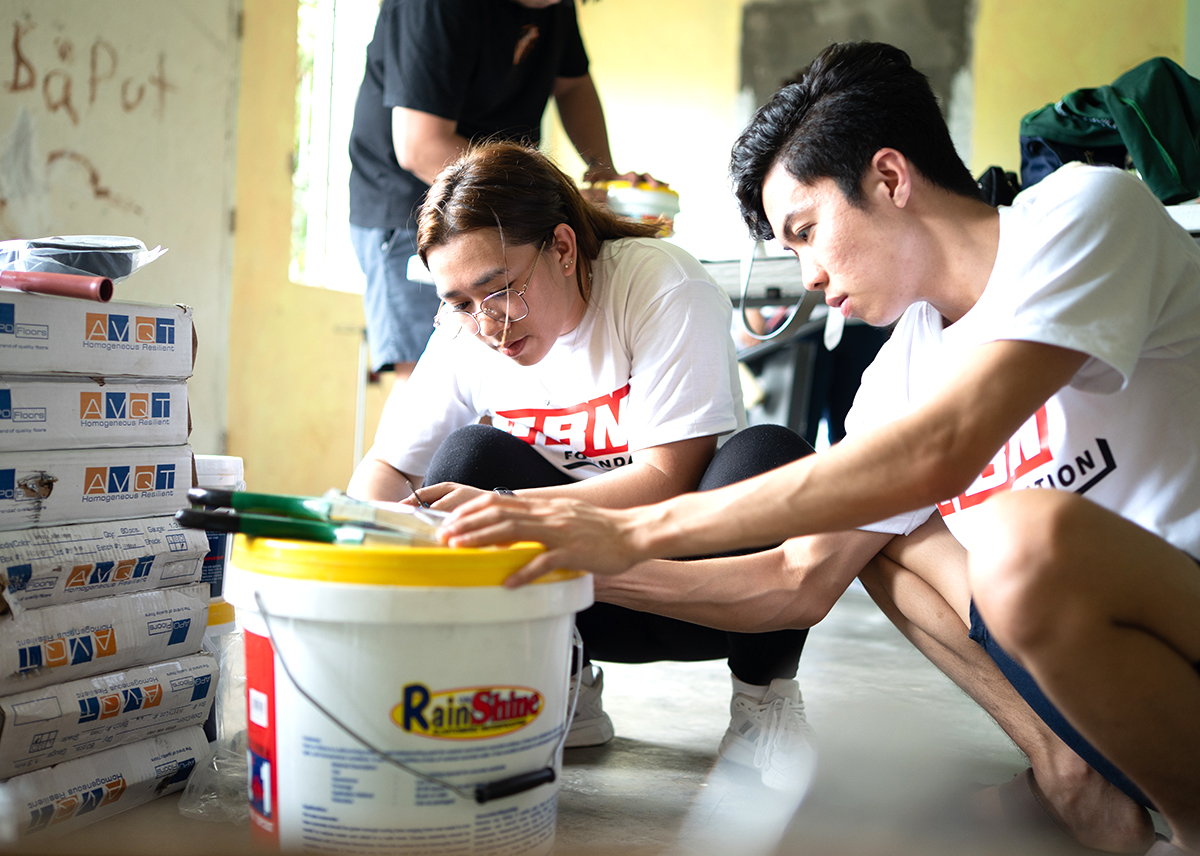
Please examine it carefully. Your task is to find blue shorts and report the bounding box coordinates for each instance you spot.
[350,223,442,371]
[968,554,1200,809]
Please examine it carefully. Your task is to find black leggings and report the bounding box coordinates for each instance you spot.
[425,423,814,685]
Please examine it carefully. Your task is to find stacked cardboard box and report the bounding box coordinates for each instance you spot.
[0,290,214,840]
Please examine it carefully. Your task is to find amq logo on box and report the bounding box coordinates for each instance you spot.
[84,313,175,347]
[82,463,176,501]
[80,392,171,421]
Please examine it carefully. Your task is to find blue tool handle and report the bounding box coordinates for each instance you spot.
[472,768,556,803]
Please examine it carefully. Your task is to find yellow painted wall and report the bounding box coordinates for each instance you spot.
[550,0,749,262]
[971,0,1186,174]
[228,0,388,494]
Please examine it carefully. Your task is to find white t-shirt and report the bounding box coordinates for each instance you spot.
[845,165,1200,559]
[372,237,747,479]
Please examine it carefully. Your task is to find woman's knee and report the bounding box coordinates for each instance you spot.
[424,424,522,484]
[700,424,814,491]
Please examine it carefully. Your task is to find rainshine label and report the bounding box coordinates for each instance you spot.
[394,684,543,739]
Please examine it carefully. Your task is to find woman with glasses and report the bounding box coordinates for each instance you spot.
[347,141,815,789]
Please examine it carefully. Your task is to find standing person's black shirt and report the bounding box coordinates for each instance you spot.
[348,0,589,230]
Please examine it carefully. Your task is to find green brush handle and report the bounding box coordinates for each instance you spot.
[187,488,330,522]
[176,507,338,542]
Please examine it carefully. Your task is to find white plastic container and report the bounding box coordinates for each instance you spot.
[225,536,592,856]
[193,454,244,599]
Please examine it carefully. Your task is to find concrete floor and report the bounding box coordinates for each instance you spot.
[553,581,1028,856]
[22,583,1166,856]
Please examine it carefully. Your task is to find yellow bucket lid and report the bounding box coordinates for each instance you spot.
[230,535,581,587]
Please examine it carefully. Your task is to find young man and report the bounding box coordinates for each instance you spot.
[438,42,1200,854]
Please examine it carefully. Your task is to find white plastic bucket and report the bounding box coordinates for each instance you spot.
[224,536,593,856]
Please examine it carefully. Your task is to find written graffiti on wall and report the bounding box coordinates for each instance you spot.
[5,14,176,124]
[1,12,180,222]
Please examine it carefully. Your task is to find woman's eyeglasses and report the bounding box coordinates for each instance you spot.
[434,241,546,337]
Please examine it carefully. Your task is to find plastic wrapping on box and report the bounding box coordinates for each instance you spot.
[0,237,166,284]
[0,516,208,616]
[0,583,209,696]
[0,726,211,840]
[177,631,247,823]
[0,653,218,779]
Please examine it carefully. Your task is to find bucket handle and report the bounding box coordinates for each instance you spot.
[252,590,582,804]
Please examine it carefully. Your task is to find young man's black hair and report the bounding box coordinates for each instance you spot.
[729,41,981,240]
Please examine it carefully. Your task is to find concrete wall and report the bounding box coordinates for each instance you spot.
[0,1,240,458]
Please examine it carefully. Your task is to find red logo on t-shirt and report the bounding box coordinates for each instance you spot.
[496,385,630,456]
[938,406,1053,517]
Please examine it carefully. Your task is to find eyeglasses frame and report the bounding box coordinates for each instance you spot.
[433,239,548,337]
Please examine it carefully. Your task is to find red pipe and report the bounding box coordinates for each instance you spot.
[0,269,114,302]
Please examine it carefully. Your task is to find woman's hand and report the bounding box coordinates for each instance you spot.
[401,481,488,512]
[439,494,648,587]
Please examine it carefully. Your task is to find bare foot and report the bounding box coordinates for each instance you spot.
[1027,761,1154,853]
[968,766,1153,853]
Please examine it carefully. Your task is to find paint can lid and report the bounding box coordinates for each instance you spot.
[230,535,581,587]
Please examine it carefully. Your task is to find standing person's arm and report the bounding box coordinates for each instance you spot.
[554,73,663,191]
[553,74,618,183]
[390,109,469,185]
[379,0,480,185]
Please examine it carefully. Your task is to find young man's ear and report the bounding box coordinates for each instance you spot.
[868,148,913,209]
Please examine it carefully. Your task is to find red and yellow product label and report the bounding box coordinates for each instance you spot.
[393,683,543,740]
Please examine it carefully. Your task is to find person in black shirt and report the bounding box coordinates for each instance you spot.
[348,0,638,379]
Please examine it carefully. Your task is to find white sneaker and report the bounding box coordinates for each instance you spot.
[718,678,816,790]
[564,664,614,748]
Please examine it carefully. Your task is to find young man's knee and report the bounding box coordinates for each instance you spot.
[968,491,1092,652]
